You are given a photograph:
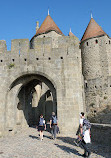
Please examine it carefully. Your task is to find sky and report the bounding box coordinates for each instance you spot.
[0,0,111,50]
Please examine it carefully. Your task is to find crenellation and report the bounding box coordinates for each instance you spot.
[0,13,111,138]
[0,40,7,53]
[11,39,29,53]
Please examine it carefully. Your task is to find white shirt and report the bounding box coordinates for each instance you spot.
[79,118,83,125]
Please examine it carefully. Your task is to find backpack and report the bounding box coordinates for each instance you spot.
[52,116,57,125]
[83,119,91,131]
[39,118,44,126]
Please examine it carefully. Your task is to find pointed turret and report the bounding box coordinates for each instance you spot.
[68,28,75,36]
[35,13,63,36]
[81,17,107,42]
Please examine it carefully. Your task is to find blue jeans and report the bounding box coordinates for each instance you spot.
[51,125,57,139]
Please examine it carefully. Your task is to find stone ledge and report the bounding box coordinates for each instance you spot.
[91,123,111,148]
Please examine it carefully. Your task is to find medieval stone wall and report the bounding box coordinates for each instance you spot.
[81,35,111,123]
[0,35,84,137]
[85,77,111,123]
[91,123,111,147]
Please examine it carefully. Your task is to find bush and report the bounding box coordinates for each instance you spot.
[8,63,15,69]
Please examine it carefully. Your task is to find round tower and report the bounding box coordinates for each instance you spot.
[30,11,63,49]
[81,16,111,124]
[81,16,107,80]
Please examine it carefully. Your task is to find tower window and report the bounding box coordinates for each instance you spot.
[48,57,51,60]
[24,59,27,61]
[1,60,3,62]
[12,59,15,62]
[109,40,110,44]
[36,58,39,60]
[95,40,98,44]
[60,57,63,59]
[84,80,88,88]
[86,42,88,46]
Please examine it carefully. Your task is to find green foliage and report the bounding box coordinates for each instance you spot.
[8,63,15,69]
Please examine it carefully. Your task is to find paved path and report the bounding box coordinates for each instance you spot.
[0,128,110,158]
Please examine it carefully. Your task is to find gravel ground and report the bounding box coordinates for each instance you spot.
[0,127,111,158]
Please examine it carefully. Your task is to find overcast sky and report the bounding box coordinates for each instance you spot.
[0,0,111,50]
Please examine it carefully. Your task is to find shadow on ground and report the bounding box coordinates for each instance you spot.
[57,136,111,158]
[29,135,39,140]
[29,130,111,158]
[55,143,82,157]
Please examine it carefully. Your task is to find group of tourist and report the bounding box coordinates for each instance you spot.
[37,111,91,158]
[37,112,58,141]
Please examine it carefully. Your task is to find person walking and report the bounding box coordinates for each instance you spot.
[79,112,91,158]
[38,114,46,141]
[50,112,58,140]
[75,112,84,146]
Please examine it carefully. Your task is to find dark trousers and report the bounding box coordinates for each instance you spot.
[51,125,57,139]
[81,140,91,156]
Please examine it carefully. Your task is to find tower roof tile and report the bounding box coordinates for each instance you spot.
[36,15,63,36]
[81,18,107,42]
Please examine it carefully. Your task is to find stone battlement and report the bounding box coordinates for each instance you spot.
[0,13,111,138]
[0,36,80,70]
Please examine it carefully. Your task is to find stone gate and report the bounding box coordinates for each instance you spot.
[0,20,84,136]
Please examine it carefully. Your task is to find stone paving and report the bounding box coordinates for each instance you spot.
[0,127,111,158]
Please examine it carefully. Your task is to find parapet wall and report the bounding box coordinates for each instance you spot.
[91,123,111,148]
[0,36,80,68]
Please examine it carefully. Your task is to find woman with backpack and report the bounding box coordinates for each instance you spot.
[37,114,46,141]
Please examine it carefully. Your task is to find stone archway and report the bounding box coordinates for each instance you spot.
[5,73,57,132]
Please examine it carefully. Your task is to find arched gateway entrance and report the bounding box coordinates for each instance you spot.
[5,73,57,131]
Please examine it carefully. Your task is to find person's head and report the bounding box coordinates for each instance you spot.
[40,114,43,118]
[80,112,84,118]
[52,112,55,116]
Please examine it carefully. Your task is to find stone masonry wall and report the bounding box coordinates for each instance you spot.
[85,77,111,123]
[33,31,62,48]
[91,123,111,148]
[0,35,84,137]
[81,35,111,124]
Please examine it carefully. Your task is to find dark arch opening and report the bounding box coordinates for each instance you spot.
[9,74,57,128]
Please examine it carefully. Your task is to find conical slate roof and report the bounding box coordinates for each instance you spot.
[81,18,107,42]
[36,15,63,36]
